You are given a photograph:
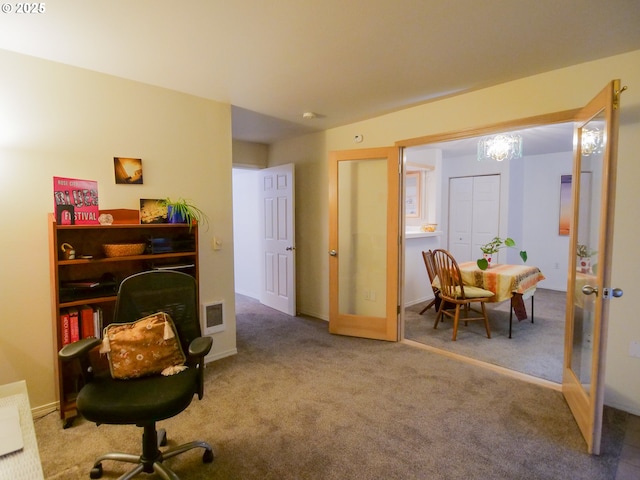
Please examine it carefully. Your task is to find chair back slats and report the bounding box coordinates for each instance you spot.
[422,250,437,284]
[432,249,465,301]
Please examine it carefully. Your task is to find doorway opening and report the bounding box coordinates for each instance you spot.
[402,122,575,384]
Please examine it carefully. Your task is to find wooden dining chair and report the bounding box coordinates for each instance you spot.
[432,249,495,341]
[420,250,441,314]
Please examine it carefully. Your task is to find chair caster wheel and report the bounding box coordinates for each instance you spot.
[90,463,103,479]
[203,449,214,463]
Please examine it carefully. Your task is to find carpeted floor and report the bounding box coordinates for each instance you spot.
[34,294,627,479]
[405,288,566,383]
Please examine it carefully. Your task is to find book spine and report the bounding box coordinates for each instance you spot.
[93,306,103,339]
[80,305,95,338]
[68,308,80,343]
[60,311,71,346]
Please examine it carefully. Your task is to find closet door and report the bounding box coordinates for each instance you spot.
[448,175,500,263]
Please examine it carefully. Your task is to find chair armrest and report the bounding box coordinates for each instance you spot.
[58,337,102,362]
[188,336,213,358]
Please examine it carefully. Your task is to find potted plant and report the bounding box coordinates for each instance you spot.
[160,198,209,231]
[477,236,527,270]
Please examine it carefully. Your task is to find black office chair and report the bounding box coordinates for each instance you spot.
[59,270,214,479]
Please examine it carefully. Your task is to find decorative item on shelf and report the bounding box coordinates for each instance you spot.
[420,223,437,233]
[53,176,99,225]
[103,243,146,258]
[477,237,527,270]
[98,213,114,225]
[576,244,596,274]
[60,242,76,260]
[160,198,209,231]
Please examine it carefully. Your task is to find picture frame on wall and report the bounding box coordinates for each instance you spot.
[114,157,143,184]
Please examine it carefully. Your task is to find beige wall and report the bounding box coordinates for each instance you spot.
[0,49,237,412]
[269,50,640,415]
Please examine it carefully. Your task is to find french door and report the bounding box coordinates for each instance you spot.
[328,147,400,341]
[563,80,623,454]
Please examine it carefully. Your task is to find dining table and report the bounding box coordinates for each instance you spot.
[457,262,546,338]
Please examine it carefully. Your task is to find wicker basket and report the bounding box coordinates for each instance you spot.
[103,243,146,257]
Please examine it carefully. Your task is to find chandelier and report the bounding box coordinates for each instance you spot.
[477,133,522,162]
[581,127,603,156]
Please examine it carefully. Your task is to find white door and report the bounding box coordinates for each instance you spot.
[448,175,500,263]
[471,175,501,262]
[448,177,473,261]
[260,164,296,315]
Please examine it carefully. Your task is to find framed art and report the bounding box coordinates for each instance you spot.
[140,198,168,224]
[114,157,143,184]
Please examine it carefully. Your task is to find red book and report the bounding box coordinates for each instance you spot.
[60,311,71,346]
[80,305,95,338]
[68,308,80,343]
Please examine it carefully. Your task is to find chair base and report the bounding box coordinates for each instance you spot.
[90,425,214,480]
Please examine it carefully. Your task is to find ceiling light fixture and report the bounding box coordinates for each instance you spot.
[302,112,317,120]
[581,127,603,156]
[477,133,523,162]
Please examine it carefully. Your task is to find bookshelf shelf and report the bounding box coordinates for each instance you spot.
[48,212,199,427]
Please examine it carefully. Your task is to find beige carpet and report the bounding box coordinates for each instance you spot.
[34,294,626,479]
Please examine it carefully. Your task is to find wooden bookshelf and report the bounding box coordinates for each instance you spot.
[48,212,199,427]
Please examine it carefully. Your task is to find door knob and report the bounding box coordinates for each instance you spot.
[285,246,295,251]
[611,288,623,297]
[329,250,337,256]
[581,285,598,296]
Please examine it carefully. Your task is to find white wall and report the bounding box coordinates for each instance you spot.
[270,50,640,415]
[232,168,261,299]
[0,49,237,411]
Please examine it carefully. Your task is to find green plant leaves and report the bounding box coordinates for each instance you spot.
[477,258,489,270]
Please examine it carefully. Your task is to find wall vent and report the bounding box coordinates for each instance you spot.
[202,301,225,335]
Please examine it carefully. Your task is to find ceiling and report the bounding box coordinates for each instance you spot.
[1,0,639,145]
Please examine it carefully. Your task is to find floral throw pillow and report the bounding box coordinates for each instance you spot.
[100,312,187,380]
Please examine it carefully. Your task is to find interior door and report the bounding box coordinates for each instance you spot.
[563,80,622,454]
[260,163,296,315]
[328,147,400,341]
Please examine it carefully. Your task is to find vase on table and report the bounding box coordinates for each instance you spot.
[483,253,493,268]
[577,256,591,274]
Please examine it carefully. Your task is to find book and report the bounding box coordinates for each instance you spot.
[68,307,80,343]
[80,305,95,338]
[93,306,104,339]
[60,311,71,346]
[53,176,99,225]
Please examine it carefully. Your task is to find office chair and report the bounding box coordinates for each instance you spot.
[59,270,214,479]
[432,249,494,341]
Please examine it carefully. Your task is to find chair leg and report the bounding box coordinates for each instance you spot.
[480,302,491,339]
[434,304,444,329]
[89,423,214,480]
[452,305,461,341]
[420,298,436,314]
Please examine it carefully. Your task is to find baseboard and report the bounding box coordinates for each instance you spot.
[297,308,328,322]
[32,401,58,419]
[205,347,237,364]
[404,296,432,308]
